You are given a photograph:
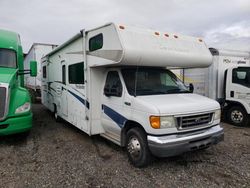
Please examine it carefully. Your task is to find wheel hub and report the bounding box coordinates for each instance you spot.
[231,110,243,123]
[127,137,141,159]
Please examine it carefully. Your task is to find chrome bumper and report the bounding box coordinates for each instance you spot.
[147,125,224,157]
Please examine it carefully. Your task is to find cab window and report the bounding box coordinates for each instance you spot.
[104,71,123,97]
[232,68,250,88]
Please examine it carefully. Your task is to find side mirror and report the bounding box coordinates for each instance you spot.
[189,83,194,93]
[30,60,37,77]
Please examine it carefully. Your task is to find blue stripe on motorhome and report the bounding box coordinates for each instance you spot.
[68,90,89,109]
[102,105,127,128]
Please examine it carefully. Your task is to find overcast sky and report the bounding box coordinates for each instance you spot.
[0,0,249,53]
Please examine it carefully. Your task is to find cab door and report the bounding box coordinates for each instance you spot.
[101,71,126,137]
[227,67,250,113]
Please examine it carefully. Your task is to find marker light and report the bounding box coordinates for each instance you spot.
[150,116,160,129]
[174,35,178,38]
[119,25,125,30]
[154,32,160,36]
[164,33,169,37]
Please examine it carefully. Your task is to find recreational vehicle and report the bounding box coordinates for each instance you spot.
[24,43,57,101]
[0,29,37,135]
[182,48,250,126]
[41,23,224,167]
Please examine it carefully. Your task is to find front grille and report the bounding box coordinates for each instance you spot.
[178,113,213,129]
[0,87,7,120]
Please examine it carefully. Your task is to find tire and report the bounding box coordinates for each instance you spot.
[227,106,249,127]
[126,127,152,168]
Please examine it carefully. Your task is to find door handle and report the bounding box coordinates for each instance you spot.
[230,91,234,98]
[124,102,131,106]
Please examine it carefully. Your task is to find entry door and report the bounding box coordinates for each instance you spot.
[61,64,68,116]
[101,71,125,137]
[41,62,50,108]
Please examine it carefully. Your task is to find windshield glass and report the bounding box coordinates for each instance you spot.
[0,49,17,68]
[122,67,189,96]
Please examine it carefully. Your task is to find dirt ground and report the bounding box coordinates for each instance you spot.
[0,104,249,188]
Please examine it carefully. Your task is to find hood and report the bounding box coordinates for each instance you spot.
[135,93,220,115]
[0,67,17,84]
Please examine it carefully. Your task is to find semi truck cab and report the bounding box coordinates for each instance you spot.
[225,66,250,126]
[0,29,37,135]
[181,48,250,127]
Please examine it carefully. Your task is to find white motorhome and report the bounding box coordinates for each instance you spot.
[24,43,57,100]
[41,23,223,167]
[182,48,250,126]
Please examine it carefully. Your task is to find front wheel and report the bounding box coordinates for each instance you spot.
[126,127,152,168]
[227,106,249,126]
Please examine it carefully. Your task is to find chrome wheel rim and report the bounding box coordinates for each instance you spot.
[127,136,141,159]
[231,110,243,123]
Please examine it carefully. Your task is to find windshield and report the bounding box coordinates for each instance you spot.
[122,67,189,96]
[0,49,17,68]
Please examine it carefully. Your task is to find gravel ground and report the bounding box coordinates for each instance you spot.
[0,104,249,188]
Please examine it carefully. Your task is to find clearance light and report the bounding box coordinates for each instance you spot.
[119,25,125,30]
[198,39,203,42]
[174,35,178,38]
[164,33,169,37]
[154,32,160,36]
[150,116,160,129]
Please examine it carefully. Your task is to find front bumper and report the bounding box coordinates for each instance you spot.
[0,113,32,135]
[147,125,224,157]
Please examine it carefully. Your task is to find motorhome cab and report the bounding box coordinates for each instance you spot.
[41,23,224,167]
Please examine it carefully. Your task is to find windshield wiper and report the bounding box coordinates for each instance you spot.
[167,88,189,94]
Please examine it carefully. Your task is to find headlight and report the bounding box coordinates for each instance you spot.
[161,116,176,128]
[15,102,31,114]
[150,116,176,129]
[214,109,221,121]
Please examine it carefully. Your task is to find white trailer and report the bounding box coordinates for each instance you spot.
[182,48,250,126]
[24,43,57,100]
[41,23,223,167]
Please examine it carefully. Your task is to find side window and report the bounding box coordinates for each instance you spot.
[42,66,46,78]
[104,71,123,97]
[68,62,84,84]
[89,33,103,52]
[62,65,66,85]
[232,68,250,87]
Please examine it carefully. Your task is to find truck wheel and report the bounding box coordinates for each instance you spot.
[126,127,152,167]
[227,106,248,126]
